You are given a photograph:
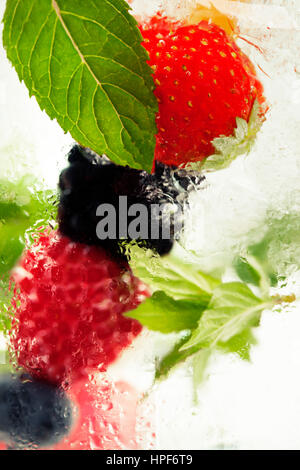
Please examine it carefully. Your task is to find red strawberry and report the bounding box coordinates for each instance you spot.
[139,15,264,166]
[9,229,149,385]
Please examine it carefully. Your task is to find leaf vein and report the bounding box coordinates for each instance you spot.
[52,0,125,138]
[59,10,140,63]
[47,16,58,101]
[15,0,36,55]
[65,62,82,123]
[91,85,108,144]
[102,82,148,110]
[8,0,22,44]
[84,55,145,82]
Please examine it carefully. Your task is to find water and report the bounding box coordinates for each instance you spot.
[129,0,300,450]
[1,0,300,450]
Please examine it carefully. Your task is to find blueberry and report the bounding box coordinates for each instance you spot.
[0,374,73,449]
[58,145,204,259]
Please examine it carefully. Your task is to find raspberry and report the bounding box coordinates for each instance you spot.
[9,230,149,385]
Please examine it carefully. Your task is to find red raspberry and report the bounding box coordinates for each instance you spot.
[10,230,149,385]
[139,15,264,166]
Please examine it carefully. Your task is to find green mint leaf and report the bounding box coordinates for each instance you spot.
[128,244,220,301]
[180,283,273,353]
[247,212,300,286]
[234,253,271,297]
[155,336,210,391]
[127,245,277,385]
[176,282,274,387]
[200,99,264,172]
[219,328,257,361]
[192,349,211,402]
[155,289,261,384]
[155,333,195,380]
[126,291,207,334]
[134,233,297,388]
[234,256,261,287]
[3,0,157,172]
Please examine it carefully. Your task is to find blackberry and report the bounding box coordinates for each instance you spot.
[0,374,72,449]
[58,145,204,259]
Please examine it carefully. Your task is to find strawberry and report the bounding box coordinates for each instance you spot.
[9,229,149,385]
[139,15,264,167]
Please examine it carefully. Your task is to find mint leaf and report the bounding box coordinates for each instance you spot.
[234,256,262,287]
[155,333,195,380]
[3,0,157,172]
[128,245,220,301]
[126,246,285,385]
[192,349,211,401]
[246,212,300,285]
[126,291,207,334]
[174,282,274,386]
[154,282,272,383]
[180,283,273,352]
[219,328,257,361]
[234,253,272,298]
[127,246,270,382]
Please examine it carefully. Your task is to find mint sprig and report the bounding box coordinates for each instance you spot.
[126,245,289,385]
[3,0,157,172]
